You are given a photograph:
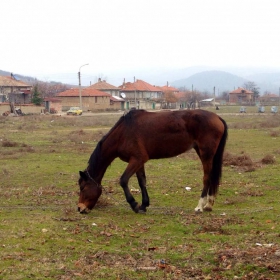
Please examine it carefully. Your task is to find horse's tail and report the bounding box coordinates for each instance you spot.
[210,117,228,196]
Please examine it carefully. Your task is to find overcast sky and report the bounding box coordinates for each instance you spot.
[1,0,280,85]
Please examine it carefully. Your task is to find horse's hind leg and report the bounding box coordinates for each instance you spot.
[195,190,208,213]
[194,148,215,213]
[136,166,150,213]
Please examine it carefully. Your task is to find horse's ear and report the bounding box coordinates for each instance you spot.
[79,171,88,181]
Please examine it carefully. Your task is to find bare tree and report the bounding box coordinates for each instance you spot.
[33,80,70,98]
[243,81,260,102]
[164,91,178,104]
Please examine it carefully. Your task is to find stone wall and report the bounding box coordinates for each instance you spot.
[0,103,45,115]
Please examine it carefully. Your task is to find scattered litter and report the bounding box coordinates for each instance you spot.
[135,267,157,271]
[255,243,274,247]
[42,228,48,233]
[275,250,280,256]
[185,187,191,191]
[263,243,274,248]
[130,188,140,194]
[220,212,226,216]
[92,223,97,226]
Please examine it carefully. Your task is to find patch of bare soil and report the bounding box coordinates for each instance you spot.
[59,251,185,279]
[183,214,244,228]
[261,154,276,164]
[58,243,280,279]
[216,245,280,279]
[223,152,255,172]
[223,152,275,172]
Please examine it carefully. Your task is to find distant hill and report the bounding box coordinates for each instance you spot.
[171,70,247,93]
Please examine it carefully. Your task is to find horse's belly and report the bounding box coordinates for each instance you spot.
[148,139,193,159]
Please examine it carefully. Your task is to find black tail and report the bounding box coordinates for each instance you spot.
[210,117,228,196]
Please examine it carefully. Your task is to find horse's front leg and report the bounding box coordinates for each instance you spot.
[120,159,143,213]
[136,166,150,213]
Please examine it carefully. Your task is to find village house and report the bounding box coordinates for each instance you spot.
[158,82,180,109]
[119,78,163,110]
[0,73,46,115]
[56,87,124,112]
[89,78,120,96]
[0,74,32,104]
[258,93,280,106]
[159,82,179,95]
[229,87,253,104]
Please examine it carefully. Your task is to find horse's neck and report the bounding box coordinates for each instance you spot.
[88,139,117,183]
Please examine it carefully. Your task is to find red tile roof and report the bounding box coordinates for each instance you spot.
[175,91,186,99]
[56,88,111,97]
[0,76,31,87]
[261,93,278,98]
[229,87,253,94]
[89,80,118,90]
[159,85,179,92]
[119,79,162,92]
[21,89,31,94]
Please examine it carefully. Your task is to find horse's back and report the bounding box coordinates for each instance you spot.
[125,109,224,136]
[118,109,226,160]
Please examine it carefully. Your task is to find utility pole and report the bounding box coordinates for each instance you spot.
[78,63,89,110]
[213,86,216,107]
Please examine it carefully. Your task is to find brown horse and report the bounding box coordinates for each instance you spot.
[78,109,228,214]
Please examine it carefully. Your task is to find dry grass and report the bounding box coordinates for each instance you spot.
[270,130,280,137]
[0,111,280,279]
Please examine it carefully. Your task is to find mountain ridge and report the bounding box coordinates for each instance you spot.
[171,70,248,93]
[1,67,279,95]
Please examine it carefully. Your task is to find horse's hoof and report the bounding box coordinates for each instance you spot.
[195,208,203,214]
[138,209,147,214]
[133,208,139,213]
[203,206,213,212]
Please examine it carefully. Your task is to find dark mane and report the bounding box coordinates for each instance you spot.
[87,110,146,173]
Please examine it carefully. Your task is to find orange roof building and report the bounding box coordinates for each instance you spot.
[89,78,120,96]
[0,74,32,104]
[56,88,112,111]
[119,79,163,100]
[229,87,253,103]
[57,88,110,97]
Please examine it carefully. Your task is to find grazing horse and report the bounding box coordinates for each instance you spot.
[78,109,228,214]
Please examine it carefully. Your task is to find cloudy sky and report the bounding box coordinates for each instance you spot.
[1,0,280,85]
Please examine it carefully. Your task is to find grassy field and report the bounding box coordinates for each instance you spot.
[0,108,280,279]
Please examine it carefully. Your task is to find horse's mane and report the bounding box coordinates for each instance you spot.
[88,110,146,171]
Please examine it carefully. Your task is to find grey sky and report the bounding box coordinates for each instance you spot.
[1,0,280,85]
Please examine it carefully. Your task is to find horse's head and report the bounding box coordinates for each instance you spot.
[77,170,102,214]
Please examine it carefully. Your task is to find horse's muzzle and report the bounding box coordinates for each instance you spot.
[77,203,91,214]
